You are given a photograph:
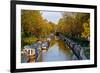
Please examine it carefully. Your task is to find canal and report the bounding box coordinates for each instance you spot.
[21,36,79,63]
[37,36,77,62]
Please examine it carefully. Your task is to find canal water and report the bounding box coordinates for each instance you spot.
[21,36,78,63]
[37,36,77,62]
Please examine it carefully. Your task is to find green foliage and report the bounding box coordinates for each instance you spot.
[24,36,37,45]
[84,47,90,59]
[21,10,90,48]
[21,36,38,48]
[21,10,56,47]
[57,12,90,38]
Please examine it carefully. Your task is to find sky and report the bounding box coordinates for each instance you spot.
[41,11,62,24]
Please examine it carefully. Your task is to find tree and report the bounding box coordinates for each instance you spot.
[81,19,90,39]
[57,12,90,38]
[21,10,43,37]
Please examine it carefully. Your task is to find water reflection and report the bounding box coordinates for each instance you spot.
[21,36,79,63]
[38,36,74,62]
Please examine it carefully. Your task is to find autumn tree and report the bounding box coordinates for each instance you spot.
[21,10,56,47]
[21,10,43,38]
[57,12,90,38]
[81,19,90,40]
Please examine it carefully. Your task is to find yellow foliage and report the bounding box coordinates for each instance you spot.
[81,22,90,39]
[24,37,38,45]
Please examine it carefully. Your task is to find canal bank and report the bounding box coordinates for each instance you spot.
[37,37,74,62]
[21,35,78,63]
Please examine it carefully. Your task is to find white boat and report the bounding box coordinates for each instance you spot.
[41,41,49,50]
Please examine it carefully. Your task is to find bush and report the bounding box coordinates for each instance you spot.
[21,36,38,48]
[64,33,89,47]
[84,47,90,59]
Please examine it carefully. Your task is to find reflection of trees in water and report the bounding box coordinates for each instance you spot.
[37,52,42,62]
[37,49,49,62]
[37,36,76,62]
[49,36,76,60]
[49,36,72,55]
[56,38,80,60]
[57,39,71,54]
[49,37,56,47]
